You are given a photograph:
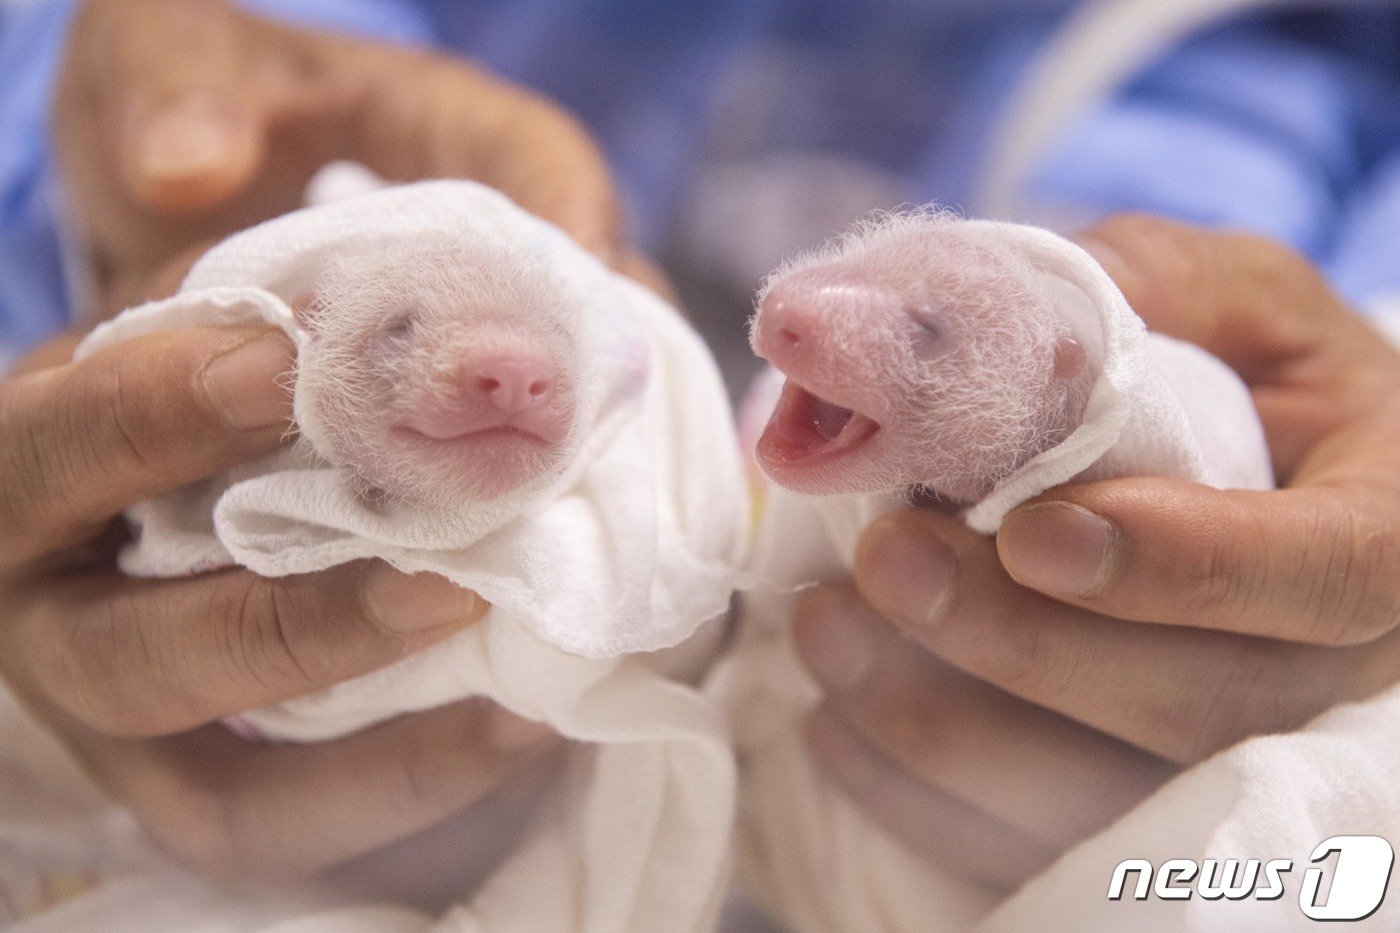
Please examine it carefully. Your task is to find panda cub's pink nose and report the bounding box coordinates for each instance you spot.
[466,357,554,413]
[406,345,567,445]
[755,269,903,368]
[755,291,817,365]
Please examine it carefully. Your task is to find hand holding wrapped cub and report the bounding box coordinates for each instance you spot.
[725,211,1277,933]
[78,177,747,933]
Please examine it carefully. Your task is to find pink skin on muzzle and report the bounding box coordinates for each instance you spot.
[294,248,583,506]
[748,245,1088,504]
[751,271,891,478]
[398,345,567,445]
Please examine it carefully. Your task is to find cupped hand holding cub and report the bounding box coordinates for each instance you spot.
[0,0,631,880]
[793,215,1400,890]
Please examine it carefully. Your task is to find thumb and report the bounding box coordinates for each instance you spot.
[99,0,264,212]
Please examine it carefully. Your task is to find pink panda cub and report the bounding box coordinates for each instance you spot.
[222,230,651,743]
[750,210,1093,506]
[291,231,611,509]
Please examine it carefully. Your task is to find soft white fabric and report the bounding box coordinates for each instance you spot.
[983,683,1400,931]
[716,220,1277,932]
[71,179,749,933]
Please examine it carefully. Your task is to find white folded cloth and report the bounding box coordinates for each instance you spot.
[715,220,1276,932]
[73,179,750,933]
[982,683,1400,931]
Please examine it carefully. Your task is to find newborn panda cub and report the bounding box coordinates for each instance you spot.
[750,212,1093,506]
[292,233,581,507]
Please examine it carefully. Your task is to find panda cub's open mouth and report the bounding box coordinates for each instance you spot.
[757,378,880,469]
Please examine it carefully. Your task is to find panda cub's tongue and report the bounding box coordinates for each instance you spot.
[757,378,879,466]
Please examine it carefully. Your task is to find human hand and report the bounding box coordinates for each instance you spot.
[0,325,559,881]
[52,0,621,316]
[790,215,1400,891]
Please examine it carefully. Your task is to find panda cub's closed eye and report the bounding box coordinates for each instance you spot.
[379,310,417,340]
[907,304,945,341]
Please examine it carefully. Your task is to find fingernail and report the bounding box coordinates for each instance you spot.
[363,568,481,635]
[855,519,957,635]
[136,96,239,180]
[793,589,876,692]
[202,332,295,430]
[487,707,557,752]
[998,502,1118,597]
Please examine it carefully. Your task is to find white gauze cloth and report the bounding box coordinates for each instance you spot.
[711,221,1275,932]
[74,179,749,933]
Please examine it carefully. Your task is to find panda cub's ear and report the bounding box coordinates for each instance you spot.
[1052,336,1086,381]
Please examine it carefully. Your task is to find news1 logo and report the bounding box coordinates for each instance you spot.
[1107,836,1395,921]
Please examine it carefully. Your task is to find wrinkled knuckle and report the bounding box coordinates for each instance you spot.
[103,348,201,487]
[958,607,1073,703]
[38,580,223,738]
[50,597,169,736]
[47,604,121,729]
[222,576,331,692]
[219,578,280,686]
[1184,532,1259,629]
[1170,656,1265,765]
[0,385,78,552]
[1141,666,1225,766]
[103,374,158,480]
